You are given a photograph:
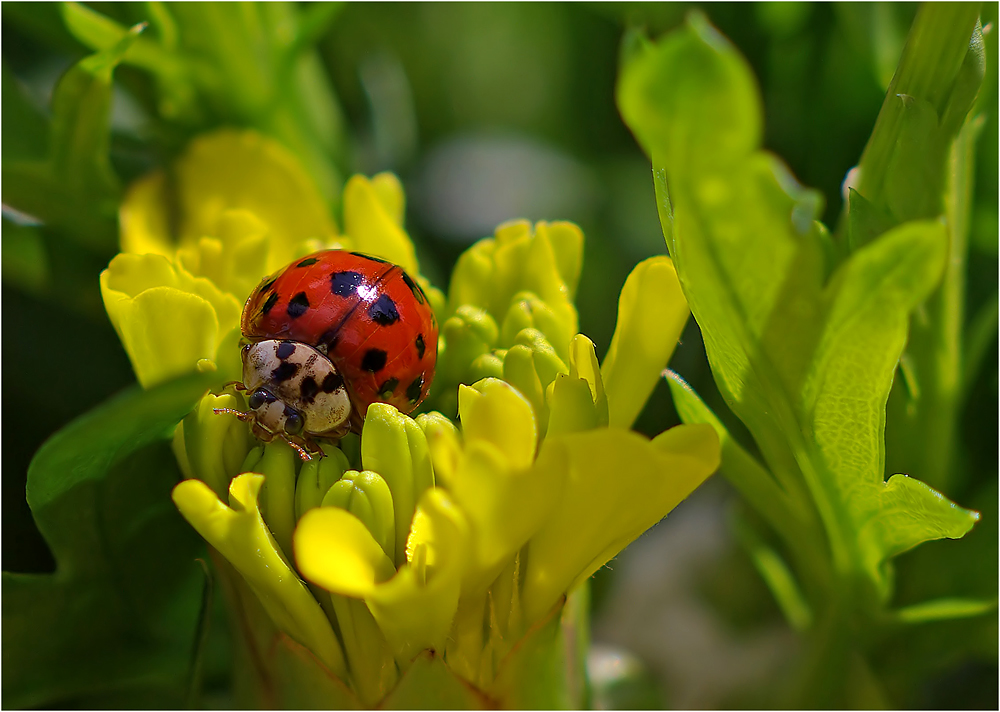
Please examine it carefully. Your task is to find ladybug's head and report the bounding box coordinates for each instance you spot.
[239,340,352,448]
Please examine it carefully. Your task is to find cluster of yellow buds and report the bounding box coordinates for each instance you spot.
[101,129,720,708]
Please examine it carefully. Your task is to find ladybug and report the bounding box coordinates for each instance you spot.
[215,250,438,460]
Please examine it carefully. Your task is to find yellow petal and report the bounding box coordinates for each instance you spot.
[448,439,566,596]
[343,173,419,276]
[370,172,406,226]
[119,170,172,256]
[521,426,719,625]
[173,129,337,271]
[601,256,689,429]
[458,379,536,470]
[100,253,241,387]
[539,221,584,300]
[415,412,463,489]
[172,474,347,677]
[294,506,396,597]
[367,488,469,665]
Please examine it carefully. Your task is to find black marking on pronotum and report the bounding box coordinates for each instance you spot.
[361,348,388,372]
[261,292,280,316]
[406,373,424,404]
[368,294,400,326]
[331,270,364,297]
[400,271,425,304]
[296,257,319,268]
[378,377,399,398]
[321,372,344,393]
[415,333,426,360]
[351,251,389,264]
[276,341,296,360]
[271,361,299,383]
[287,292,310,318]
[300,376,320,402]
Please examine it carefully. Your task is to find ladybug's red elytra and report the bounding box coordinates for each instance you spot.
[215,250,438,460]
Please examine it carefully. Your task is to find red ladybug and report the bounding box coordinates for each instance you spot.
[216,250,438,459]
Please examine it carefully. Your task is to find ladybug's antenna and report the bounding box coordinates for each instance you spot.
[213,407,253,422]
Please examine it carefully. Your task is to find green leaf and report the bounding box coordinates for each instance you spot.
[3,370,223,708]
[733,514,812,632]
[893,597,996,624]
[802,221,977,594]
[847,187,895,252]
[847,5,982,229]
[1,220,49,294]
[2,19,142,249]
[1,61,49,163]
[617,10,761,176]
[618,13,980,613]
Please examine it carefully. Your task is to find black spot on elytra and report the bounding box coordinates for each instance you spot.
[286,292,310,318]
[321,372,344,393]
[406,373,424,404]
[331,270,364,297]
[300,376,319,402]
[351,251,389,264]
[296,257,319,267]
[378,377,399,398]
[400,271,425,304]
[261,292,280,316]
[368,294,399,326]
[259,276,278,293]
[319,329,340,352]
[276,341,296,360]
[415,333,426,360]
[271,361,299,383]
[361,348,388,373]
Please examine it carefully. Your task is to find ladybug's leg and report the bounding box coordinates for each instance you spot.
[282,435,316,462]
[219,381,247,392]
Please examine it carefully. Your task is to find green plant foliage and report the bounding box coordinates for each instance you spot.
[2,21,140,249]
[2,370,223,708]
[619,8,992,707]
[3,2,995,708]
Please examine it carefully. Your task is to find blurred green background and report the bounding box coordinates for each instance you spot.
[3,2,996,708]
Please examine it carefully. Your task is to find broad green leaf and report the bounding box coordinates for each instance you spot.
[619,12,980,614]
[621,19,826,500]
[802,221,978,594]
[2,370,222,708]
[617,10,760,176]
